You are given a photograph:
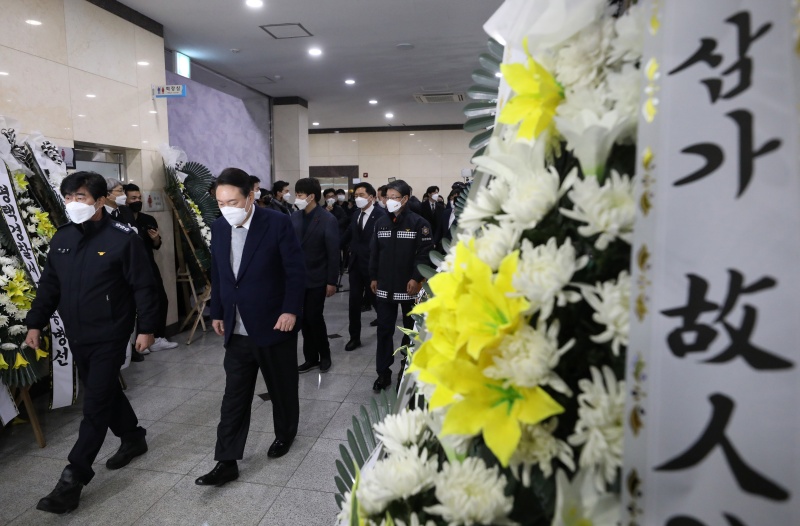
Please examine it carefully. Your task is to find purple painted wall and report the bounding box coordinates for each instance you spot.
[166,71,271,180]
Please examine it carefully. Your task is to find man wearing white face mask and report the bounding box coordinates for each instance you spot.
[197,167,306,487]
[249,175,265,207]
[25,171,158,514]
[368,180,432,392]
[105,178,137,232]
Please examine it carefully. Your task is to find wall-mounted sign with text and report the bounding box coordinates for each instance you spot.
[152,84,187,99]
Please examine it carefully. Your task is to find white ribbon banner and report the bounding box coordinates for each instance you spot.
[623,2,800,524]
[0,163,77,409]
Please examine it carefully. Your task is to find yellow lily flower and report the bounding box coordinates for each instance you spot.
[498,52,563,141]
[34,210,57,239]
[0,354,8,370]
[35,348,49,361]
[437,359,564,466]
[14,352,29,369]
[13,171,29,190]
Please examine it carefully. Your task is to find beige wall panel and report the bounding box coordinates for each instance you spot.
[0,0,68,65]
[69,68,140,149]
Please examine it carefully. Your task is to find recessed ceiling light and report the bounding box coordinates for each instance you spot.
[77,114,86,117]
[308,48,322,57]
[137,61,150,66]
[132,124,138,127]
[409,133,415,136]
[312,122,320,126]
[385,113,394,119]
[368,99,378,105]
[0,72,8,76]
[396,43,414,51]
[25,20,42,26]
[149,110,157,114]
[142,140,149,143]
[86,94,96,98]
[245,0,263,7]
[352,139,356,142]
[345,79,355,85]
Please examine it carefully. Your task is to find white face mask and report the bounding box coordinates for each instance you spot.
[355,196,369,209]
[66,201,99,224]
[283,192,291,202]
[430,193,440,202]
[114,194,128,206]
[294,196,310,211]
[220,198,252,226]
[377,200,386,208]
[337,194,346,202]
[326,198,336,206]
[386,198,403,214]
[254,190,261,200]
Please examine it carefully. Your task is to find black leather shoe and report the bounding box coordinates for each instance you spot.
[372,372,392,392]
[369,319,379,327]
[268,438,294,458]
[320,360,332,373]
[106,437,147,470]
[361,304,371,312]
[298,361,320,374]
[344,340,361,352]
[36,467,84,514]
[195,461,239,486]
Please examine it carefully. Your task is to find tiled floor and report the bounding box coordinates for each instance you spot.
[0,279,406,525]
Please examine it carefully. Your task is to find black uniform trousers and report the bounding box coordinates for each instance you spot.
[215,333,299,461]
[152,265,169,338]
[375,300,415,375]
[68,338,146,484]
[348,266,372,341]
[302,286,331,365]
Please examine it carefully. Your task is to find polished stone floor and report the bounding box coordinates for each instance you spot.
[0,279,404,525]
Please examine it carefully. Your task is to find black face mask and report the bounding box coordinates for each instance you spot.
[129,201,143,213]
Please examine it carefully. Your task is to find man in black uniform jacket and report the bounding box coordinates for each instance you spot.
[369,179,432,391]
[25,171,158,514]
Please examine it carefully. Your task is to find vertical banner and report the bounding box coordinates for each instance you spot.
[0,163,77,409]
[623,2,800,525]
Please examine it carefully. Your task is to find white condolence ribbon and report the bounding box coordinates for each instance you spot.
[0,163,77,409]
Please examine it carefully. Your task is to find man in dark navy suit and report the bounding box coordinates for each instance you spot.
[291,178,340,373]
[196,167,306,487]
[341,182,385,351]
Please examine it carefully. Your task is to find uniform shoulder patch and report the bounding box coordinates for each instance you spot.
[421,226,430,236]
[111,221,132,233]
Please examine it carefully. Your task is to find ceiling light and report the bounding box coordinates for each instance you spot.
[137,61,150,66]
[77,114,85,117]
[409,133,414,136]
[0,72,8,76]
[345,79,355,85]
[396,43,414,51]
[25,20,42,26]
[385,113,394,119]
[368,99,378,105]
[132,124,138,127]
[230,48,240,53]
[86,94,96,98]
[142,140,149,143]
[245,0,264,7]
[312,122,320,126]
[149,110,157,114]
[308,48,322,57]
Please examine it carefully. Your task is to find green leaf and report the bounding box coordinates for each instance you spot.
[471,146,487,162]
[338,445,357,479]
[479,52,501,72]
[347,430,365,467]
[334,493,344,509]
[463,101,498,118]
[471,68,501,88]
[487,38,505,60]
[360,406,376,447]
[469,129,493,151]
[417,264,437,280]
[428,250,445,267]
[351,417,371,459]
[335,475,350,496]
[369,397,380,424]
[441,237,452,252]
[467,85,499,101]
[422,281,433,297]
[463,115,496,133]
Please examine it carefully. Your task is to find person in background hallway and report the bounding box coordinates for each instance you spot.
[342,182,386,352]
[124,184,179,353]
[196,167,305,487]
[377,185,388,209]
[105,178,136,229]
[420,185,445,248]
[268,180,292,215]
[292,178,340,374]
[369,179,432,392]
[250,176,265,207]
[324,187,350,290]
[26,171,157,514]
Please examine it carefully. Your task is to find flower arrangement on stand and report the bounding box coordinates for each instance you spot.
[335,1,644,524]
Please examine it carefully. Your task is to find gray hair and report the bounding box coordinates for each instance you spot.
[106,178,123,193]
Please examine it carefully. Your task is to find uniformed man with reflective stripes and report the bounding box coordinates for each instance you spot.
[369,179,432,392]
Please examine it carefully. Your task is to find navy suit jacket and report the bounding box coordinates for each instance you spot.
[342,205,386,273]
[290,206,340,288]
[210,206,306,346]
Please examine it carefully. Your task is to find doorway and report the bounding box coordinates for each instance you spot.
[73,146,126,181]
[310,165,359,196]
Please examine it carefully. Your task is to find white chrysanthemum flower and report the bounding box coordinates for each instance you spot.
[8,325,27,336]
[484,321,573,395]
[375,513,438,526]
[554,109,633,177]
[511,418,575,483]
[581,271,631,355]
[473,224,522,271]
[1,343,18,351]
[568,366,625,491]
[425,457,514,526]
[458,176,510,233]
[373,408,432,455]
[2,265,17,277]
[551,468,620,526]
[357,446,438,516]
[553,18,614,89]
[605,63,641,142]
[560,170,635,250]
[0,314,8,327]
[608,2,645,64]
[513,238,588,319]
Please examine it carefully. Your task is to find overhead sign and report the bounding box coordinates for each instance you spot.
[623,2,799,525]
[152,84,187,99]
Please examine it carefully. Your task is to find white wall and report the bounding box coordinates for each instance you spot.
[309,129,474,194]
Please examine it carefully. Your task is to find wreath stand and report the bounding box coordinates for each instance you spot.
[167,196,211,345]
[13,386,46,448]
